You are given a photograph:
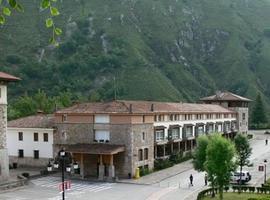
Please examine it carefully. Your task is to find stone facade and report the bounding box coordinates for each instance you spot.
[0,104,9,181]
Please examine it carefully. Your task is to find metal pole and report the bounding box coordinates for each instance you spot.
[265,164,266,184]
[62,158,65,200]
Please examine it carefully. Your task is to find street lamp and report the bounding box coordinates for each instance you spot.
[264,159,267,184]
[47,149,79,200]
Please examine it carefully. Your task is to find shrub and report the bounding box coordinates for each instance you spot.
[154,158,173,170]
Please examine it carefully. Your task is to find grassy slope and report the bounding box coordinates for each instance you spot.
[1,0,270,110]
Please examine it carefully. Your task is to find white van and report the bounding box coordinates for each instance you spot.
[230,171,251,183]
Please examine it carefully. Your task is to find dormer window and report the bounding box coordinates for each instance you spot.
[62,114,67,122]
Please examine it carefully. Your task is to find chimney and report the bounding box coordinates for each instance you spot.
[151,104,154,112]
[216,90,222,99]
[129,104,133,113]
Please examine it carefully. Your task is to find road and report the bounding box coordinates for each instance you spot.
[1,132,269,200]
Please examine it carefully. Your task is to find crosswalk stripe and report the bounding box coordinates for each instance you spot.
[31,177,115,193]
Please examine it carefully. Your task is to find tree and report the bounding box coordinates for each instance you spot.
[251,93,268,128]
[234,134,252,190]
[193,135,209,171]
[205,134,236,200]
[193,135,216,197]
[0,0,62,45]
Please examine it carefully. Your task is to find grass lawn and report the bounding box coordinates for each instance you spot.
[202,193,270,200]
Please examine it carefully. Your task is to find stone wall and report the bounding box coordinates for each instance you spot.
[131,124,154,175]
[0,104,9,181]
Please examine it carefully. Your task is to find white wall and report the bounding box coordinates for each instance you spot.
[7,127,54,159]
[0,84,7,104]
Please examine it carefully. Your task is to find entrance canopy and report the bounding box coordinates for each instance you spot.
[60,143,125,155]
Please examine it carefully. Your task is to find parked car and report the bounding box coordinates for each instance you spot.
[230,170,251,184]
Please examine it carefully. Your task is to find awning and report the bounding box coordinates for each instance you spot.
[59,144,125,155]
[215,122,223,124]
[206,122,214,125]
[169,124,181,129]
[196,123,205,126]
[183,124,195,127]
[154,125,167,130]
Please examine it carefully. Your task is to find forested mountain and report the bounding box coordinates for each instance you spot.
[1,0,270,118]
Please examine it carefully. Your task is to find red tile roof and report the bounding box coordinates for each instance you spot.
[200,91,251,102]
[0,72,21,82]
[8,114,54,128]
[56,100,235,114]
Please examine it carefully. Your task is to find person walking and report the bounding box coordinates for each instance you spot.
[266,138,268,145]
[189,174,193,186]
[204,174,208,186]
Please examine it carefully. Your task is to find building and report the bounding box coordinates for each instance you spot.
[7,113,54,167]
[54,98,242,180]
[200,91,251,134]
[0,71,20,182]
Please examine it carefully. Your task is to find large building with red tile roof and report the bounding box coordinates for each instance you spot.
[0,71,20,182]
[53,92,248,180]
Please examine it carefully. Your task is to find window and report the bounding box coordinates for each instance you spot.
[0,88,1,98]
[34,150,39,159]
[62,114,67,122]
[224,114,229,118]
[18,132,23,141]
[142,132,145,141]
[197,126,204,134]
[34,132,39,142]
[196,114,203,120]
[171,128,180,139]
[43,133,48,142]
[154,115,158,122]
[95,130,110,142]
[206,114,213,119]
[62,131,67,140]
[208,124,214,133]
[175,114,180,121]
[144,148,148,160]
[242,113,246,120]
[158,115,164,121]
[143,115,145,123]
[188,114,192,120]
[186,126,193,135]
[155,130,165,141]
[169,114,174,121]
[138,149,143,161]
[18,149,24,158]
[95,115,110,123]
[216,114,221,119]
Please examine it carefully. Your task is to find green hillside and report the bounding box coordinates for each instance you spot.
[1,0,270,117]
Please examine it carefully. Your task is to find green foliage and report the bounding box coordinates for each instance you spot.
[205,134,236,200]
[234,134,252,177]
[3,0,270,115]
[252,94,268,128]
[193,135,209,172]
[8,90,74,120]
[0,0,61,45]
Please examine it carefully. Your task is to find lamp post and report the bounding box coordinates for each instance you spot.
[47,149,79,200]
[264,159,267,184]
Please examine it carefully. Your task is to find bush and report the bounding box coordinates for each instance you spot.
[154,158,173,170]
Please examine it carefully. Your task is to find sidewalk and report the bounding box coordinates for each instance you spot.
[118,160,193,185]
